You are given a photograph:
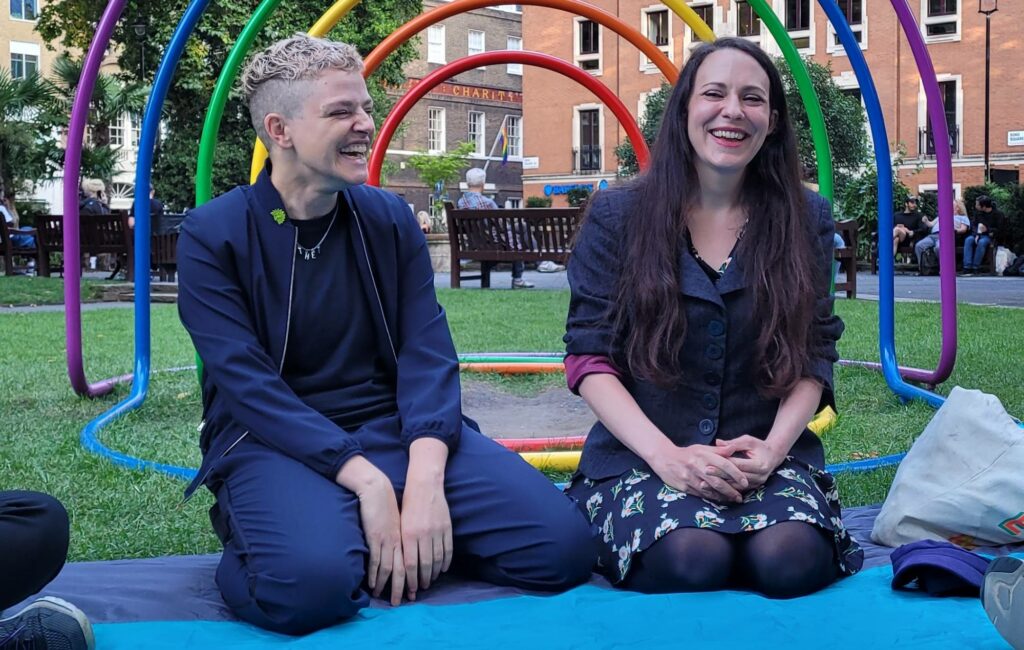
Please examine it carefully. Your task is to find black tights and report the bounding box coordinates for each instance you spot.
[623,522,837,598]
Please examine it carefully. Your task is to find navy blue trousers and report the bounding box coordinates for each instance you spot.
[206,416,596,635]
[0,491,69,612]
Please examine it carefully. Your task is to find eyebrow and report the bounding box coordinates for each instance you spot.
[700,82,768,94]
[320,100,374,114]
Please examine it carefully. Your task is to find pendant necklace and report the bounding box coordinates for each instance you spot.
[296,202,339,261]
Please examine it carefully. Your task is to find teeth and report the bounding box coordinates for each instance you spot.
[711,130,746,140]
[340,145,367,154]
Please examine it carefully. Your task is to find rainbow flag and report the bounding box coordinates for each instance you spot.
[499,123,509,165]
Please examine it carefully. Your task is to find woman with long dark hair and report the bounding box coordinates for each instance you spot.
[563,38,863,596]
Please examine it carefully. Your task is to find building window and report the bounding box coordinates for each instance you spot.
[505,197,522,209]
[468,111,485,156]
[833,0,863,45]
[736,1,760,37]
[110,116,124,147]
[785,0,812,49]
[688,2,712,34]
[9,52,39,79]
[427,25,445,64]
[505,115,522,158]
[506,36,523,75]
[428,107,446,153]
[647,9,670,46]
[923,0,958,39]
[841,87,862,104]
[922,80,959,156]
[577,109,601,173]
[576,19,601,73]
[468,30,485,56]
[10,0,37,20]
[130,114,141,147]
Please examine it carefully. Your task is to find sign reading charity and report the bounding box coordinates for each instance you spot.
[403,79,523,105]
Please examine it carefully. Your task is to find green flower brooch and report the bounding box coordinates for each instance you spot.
[271,208,286,225]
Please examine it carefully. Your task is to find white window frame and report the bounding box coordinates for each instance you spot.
[505,115,523,159]
[574,18,602,75]
[917,74,962,159]
[504,197,522,209]
[468,110,486,156]
[917,182,962,202]
[506,36,523,75]
[573,103,605,174]
[641,5,674,72]
[427,107,446,153]
[109,115,125,147]
[495,4,522,12]
[776,0,815,54]
[826,0,868,55]
[468,29,486,55]
[730,0,763,44]
[920,0,961,43]
[427,25,446,64]
[637,87,660,125]
[9,42,40,80]
[130,114,141,148]
[9,0,37,21]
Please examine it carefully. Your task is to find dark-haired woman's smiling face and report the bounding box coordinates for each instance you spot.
[686,48,777,179]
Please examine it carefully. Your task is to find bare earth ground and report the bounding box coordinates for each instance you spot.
[461,380,596,439]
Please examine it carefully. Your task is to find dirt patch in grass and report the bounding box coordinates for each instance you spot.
[462,378,595,439]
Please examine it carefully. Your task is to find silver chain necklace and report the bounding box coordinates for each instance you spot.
[296,202,339,261]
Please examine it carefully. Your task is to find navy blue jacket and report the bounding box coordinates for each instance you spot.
[564,187,843,481]
[177,170,464,497]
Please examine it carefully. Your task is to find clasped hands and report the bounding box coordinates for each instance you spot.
[336,443,453,607]
[649,436,786,504]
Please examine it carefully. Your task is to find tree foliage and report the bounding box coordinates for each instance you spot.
[407,141,476,214]
[0,69,60,203]
[833,144,914,257]
[37,0,422,211]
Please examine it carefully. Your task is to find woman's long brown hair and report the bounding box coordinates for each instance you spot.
[609,37,818,397]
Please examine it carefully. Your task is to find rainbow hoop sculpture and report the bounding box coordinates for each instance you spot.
[69,0,999,481]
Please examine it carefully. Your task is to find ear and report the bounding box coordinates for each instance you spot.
[263,112,293,149]
[768,109,779,135]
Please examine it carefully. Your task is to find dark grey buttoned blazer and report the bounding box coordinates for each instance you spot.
[564,186,843,481]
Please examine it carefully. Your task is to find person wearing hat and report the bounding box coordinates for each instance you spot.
[892,195,924,255]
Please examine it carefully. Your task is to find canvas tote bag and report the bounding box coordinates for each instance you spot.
[872,387,1024,547]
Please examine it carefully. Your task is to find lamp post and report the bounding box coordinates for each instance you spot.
[132,14,148,80]
[979,0,998,183]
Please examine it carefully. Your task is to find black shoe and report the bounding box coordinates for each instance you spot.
[0,597,94,650]
[983,556,1023,650]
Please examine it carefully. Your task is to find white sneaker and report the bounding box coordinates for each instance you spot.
[537,261,565,273]
[983,556,1024,650]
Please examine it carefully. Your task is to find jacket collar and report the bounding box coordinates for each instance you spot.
[248,164,398,375]
[678,241,750,306]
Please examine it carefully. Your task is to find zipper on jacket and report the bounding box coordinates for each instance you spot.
[184,228,299,502]
[350,193,399,364]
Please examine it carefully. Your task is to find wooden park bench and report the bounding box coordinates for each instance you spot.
[35,212,135,281]
[443,202,582,288]
[833,219,858,299]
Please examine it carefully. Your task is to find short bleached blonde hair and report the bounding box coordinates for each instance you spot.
[81,178,105,197]
[953,198,967,216]
[240,34,364,147]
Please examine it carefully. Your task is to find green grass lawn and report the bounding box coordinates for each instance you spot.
[0,275,115,307]
[0,291,1021,562]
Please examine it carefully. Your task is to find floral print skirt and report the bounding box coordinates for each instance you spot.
[565,457,864,584]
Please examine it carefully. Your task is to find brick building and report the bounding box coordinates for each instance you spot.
[383,1,525,214]
[522,0,1024,205]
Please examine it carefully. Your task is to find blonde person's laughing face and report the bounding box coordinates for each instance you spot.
[286,69,375,188]
[686,48,777,178]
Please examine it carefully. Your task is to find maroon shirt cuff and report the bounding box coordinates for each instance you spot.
[565,354,622,394]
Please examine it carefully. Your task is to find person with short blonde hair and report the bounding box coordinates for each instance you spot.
[177,34,594,636]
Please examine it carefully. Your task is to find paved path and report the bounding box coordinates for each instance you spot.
[3,270,1021,312]
[433,269,1024,308]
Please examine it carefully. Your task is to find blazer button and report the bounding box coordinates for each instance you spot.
[706,344,723,360]
[704,372,722,386]
[703,393,719,410]
[708,319,725,337]
[699,419,716,435]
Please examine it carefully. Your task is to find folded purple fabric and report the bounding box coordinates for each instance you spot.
[891,539,992,596]
[564,354,622,394]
